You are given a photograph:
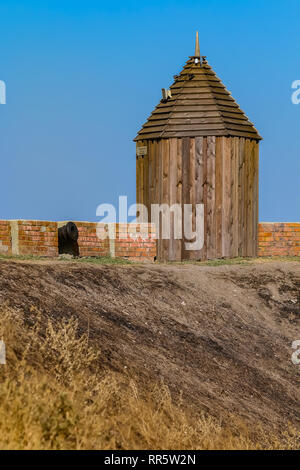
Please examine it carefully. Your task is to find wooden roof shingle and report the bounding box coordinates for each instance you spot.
[134,55,262,141]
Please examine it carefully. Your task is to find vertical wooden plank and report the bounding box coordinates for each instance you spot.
[143,144,149,223]
[238,138,245,257]
[256,142,260,256]
[202,138,208,260]
[149,141,154,223]
[222,137,231,258]
[188,138,196,260]
[138,142,145,222]
[246,140,251,257]
[176,139,183,261]
[253,142,259,257]
[153,140,159,204]
[229,139,234,258]
[181,137,190,260]
[141,156,145,220]
[230,137,239,258]
[136,154,143,219]
[248,139,252,258]
[244,139,250,257]
[242,139,249,257]
[136,155,140,207]
[169,138,177,261]
[215,137,223,259]
[153,140,159,259]
[234,137,240,257]
[157,140,163,260]
[206,136,216,260]
[247,140,254,257]
[136,141,146,213]
[249,140,257,257]
[162,139,170,261]
[195,137,205,260]
[158,141,163,206]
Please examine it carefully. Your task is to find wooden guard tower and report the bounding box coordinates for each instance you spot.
[134,32,262,261]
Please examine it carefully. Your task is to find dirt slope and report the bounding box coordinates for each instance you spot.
[0,259,299,430]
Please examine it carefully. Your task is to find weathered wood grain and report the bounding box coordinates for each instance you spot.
[222,137,231,258]
[215,137,223,259]
[182,137,190,260]
[175,138,183,261]
[206,136,216,259]
[169,138,177,261]
[136,132,259,262]
[195,136,205,260]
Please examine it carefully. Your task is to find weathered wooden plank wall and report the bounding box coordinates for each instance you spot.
[136,136,259,261]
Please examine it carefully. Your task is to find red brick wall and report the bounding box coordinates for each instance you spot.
[0,221,12,255]
[258,223,300,257]
[76,222,110,257]
[114,223,157,261]
[18,221,58,257]
[76,222,156,261]
[0,220,156,261]
[3,220,299,260]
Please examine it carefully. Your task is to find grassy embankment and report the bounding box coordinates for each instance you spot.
[0,305,298,450]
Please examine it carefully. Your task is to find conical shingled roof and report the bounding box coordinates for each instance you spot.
[134,54,262,141]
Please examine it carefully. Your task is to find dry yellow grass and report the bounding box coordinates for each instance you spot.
[0,305,298,450]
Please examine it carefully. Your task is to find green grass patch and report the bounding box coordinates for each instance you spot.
[197,257,252,266]
[0,254,298,267]
[163,257,251,267]
[63,256,132,265]
[0,254,132,265]
[197,256,300,266]
[163,256,300,267]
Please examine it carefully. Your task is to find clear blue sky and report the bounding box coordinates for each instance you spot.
[0,0,299,222]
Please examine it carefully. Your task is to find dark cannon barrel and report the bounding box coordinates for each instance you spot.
[58,222,79,256]
[58,222,79,243]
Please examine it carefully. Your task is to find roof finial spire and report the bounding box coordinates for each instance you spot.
[195,31,200,59]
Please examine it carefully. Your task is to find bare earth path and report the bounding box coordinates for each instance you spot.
[0,259,299,430]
